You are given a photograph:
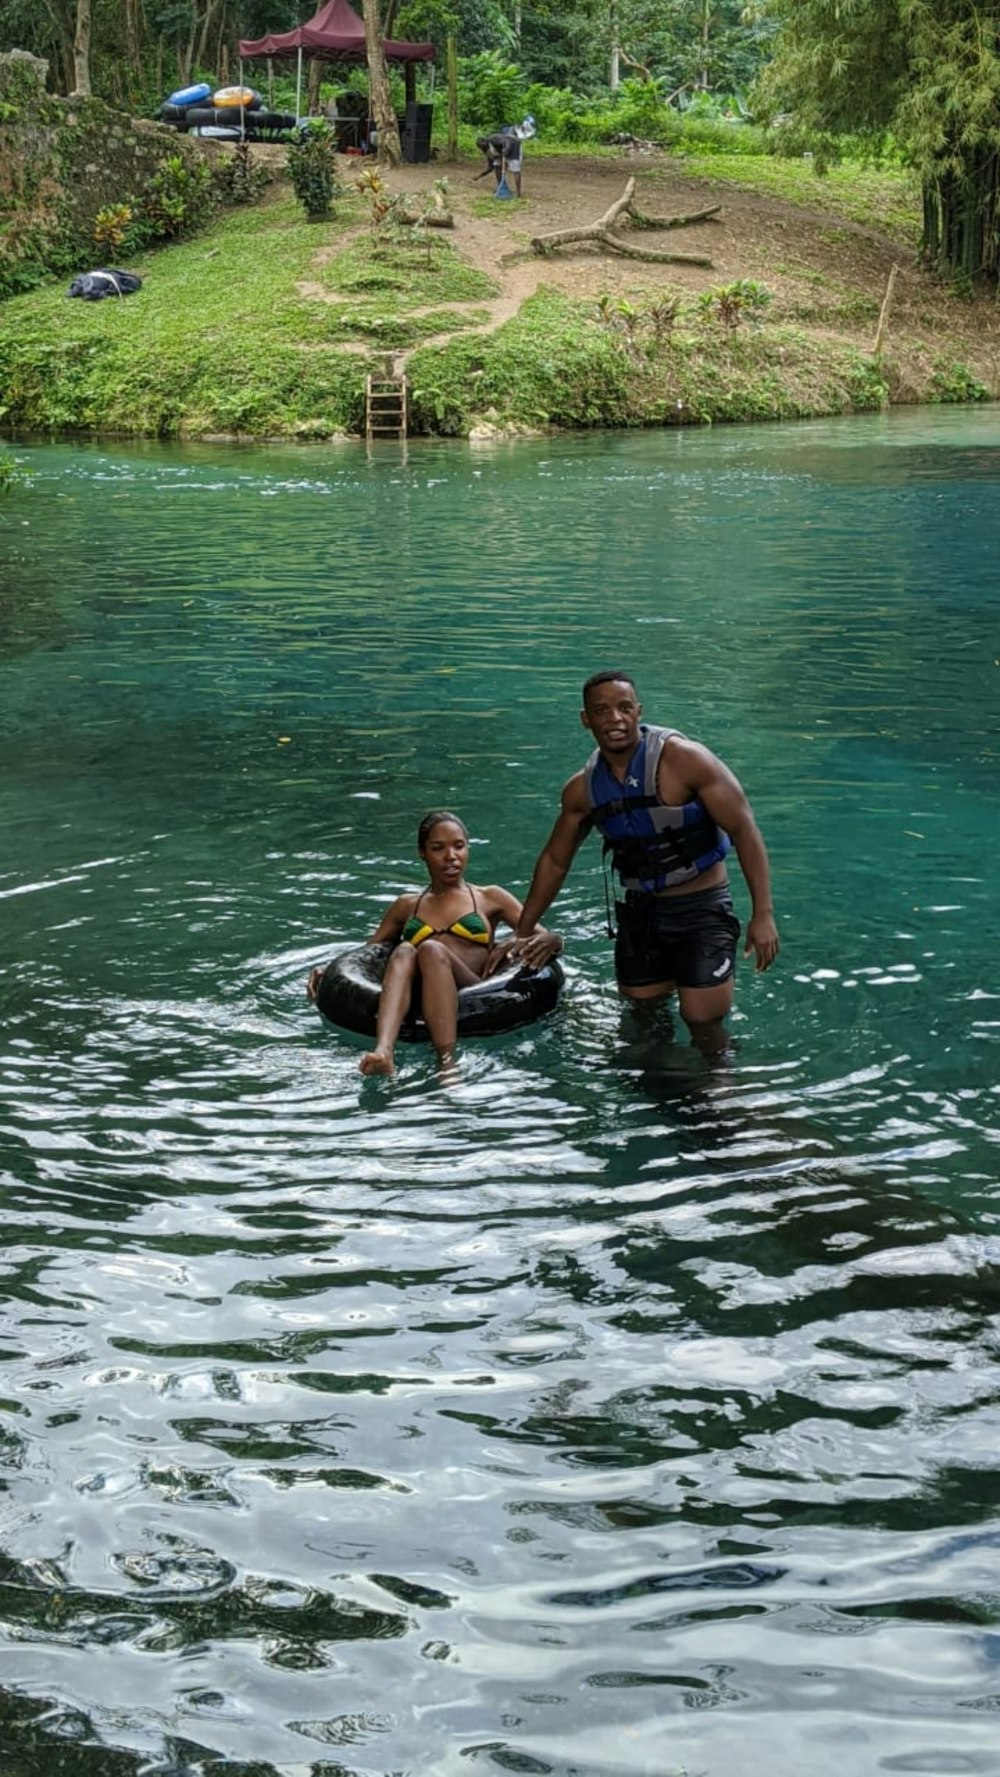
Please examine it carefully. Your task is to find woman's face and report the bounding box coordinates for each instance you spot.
[420,820,469,885]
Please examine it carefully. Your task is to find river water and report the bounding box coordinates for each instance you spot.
[2,410,1000,1776]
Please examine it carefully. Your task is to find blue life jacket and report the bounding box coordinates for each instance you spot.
[584,724,731,893]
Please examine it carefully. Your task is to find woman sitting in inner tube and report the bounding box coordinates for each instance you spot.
[307,810,563,1077]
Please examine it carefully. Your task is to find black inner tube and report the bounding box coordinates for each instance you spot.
[315,941,564,1042]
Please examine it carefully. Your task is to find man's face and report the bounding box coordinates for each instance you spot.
[581,681,642,757]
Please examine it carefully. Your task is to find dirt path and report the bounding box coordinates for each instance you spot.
[284,148,1000,389]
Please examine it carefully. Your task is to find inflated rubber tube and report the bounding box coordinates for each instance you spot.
[316,941,564,1043]
[214,86,262,109]
[191,125,242,139]
[247,111,298,133]
[168,81,212,106]
[161,103,190,125]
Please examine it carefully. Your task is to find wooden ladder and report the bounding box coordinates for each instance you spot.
[365,373,408,440]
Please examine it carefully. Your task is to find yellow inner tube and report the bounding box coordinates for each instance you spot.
[214,86,256,108]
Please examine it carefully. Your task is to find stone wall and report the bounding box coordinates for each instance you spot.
[0,50,225,299]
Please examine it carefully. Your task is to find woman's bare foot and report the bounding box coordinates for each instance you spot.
[435,1046,458,1081]
[360,1048,394,1076]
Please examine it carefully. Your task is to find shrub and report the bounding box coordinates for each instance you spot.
[456,51,526,129]
[286,120,338,219]
[698,279,773,329]
[216,139,269,206]
[93,203,134,256]
[142,154,215,240]
[929,358,987,403]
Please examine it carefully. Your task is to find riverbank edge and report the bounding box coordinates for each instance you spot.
[0,287,990,444]
[0,165,993,442]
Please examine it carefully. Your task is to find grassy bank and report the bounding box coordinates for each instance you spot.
[0,153,992,441]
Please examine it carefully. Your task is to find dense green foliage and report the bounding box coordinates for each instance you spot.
[0,0,770,113]
[755,0,1000,283]
[0,56,224,302]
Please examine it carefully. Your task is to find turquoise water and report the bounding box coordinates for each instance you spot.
[2,409,1000,1776]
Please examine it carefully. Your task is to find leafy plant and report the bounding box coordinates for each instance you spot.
[217,140,268,206]
[456,51,526,130]
[929,358,987,403]
[0,451,29,492]
[595,291,684,359]
[93,204,134,256]
[698,278,773,329]
[286,120,338,220]
[142,154,214,240]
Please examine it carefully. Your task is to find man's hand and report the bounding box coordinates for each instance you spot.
[306,966,324,1002]
[485,933,563,977]
[744,914,779,973]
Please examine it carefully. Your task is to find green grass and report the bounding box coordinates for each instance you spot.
[320,234,497,303]
[0,194,375,434]
[666,151,921,244]
[404,288,900,435]
[314,303,492,347]
[0,193,499,433]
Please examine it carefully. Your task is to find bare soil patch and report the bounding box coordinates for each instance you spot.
[334,150,1000,392]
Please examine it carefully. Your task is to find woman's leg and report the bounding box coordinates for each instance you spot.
[360,945,418,1076]
[416,940,480,1070]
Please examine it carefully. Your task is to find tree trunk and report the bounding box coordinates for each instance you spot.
[532,178,639,250]
[72,0,92,96]
[195,0,222,74]
[362,0,402,166]
[308,55,322,112]
[124,0,141,71]
[446,35,458,163]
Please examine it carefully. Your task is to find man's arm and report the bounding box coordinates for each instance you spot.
[676,741,779,972]
[484,776,591,976]
[518,774,592,936]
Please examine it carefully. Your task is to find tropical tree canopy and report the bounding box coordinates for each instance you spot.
[754,0,1000,283]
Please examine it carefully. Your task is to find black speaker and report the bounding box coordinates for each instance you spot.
[401,102,433,163]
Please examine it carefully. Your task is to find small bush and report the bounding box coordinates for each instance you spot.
[457,52,526,130]
[93,204,134,256]
[698,279,773,330]
[286,120,338,219]
[929,358,987,403]
[217,140,269,205]
[142,154,215,240]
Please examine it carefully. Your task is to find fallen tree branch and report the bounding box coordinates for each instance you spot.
[531,177,715,265]
[395,211,455,228]
[594,230,713,266]
[532,177,638,252]
[628,203,721,231]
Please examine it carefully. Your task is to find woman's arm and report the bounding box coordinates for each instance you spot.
[368,894,415,945]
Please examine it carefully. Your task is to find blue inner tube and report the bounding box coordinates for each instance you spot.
[316,941,564,1043]
[167,82,212,107]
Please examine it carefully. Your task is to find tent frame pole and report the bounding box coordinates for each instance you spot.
[295,45,303,120]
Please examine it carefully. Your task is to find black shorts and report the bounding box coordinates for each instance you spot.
[614,883,741,991]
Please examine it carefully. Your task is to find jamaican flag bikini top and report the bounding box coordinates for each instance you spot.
[402,887,492,947]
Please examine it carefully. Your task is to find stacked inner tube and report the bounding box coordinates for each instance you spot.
[160,84,297,140]
[315,941,565,1043]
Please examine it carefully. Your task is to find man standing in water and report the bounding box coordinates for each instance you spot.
[501,671,779,1052]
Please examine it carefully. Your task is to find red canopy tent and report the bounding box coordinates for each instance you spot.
[239,0,435,121]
